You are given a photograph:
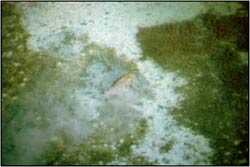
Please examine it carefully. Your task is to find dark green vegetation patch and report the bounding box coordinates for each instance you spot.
[2,2,60,119]
[137,3,248,165]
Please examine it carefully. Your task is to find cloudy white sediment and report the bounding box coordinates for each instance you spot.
[10,2,216,164]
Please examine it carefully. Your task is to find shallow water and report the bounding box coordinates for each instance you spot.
[2,2,248,165]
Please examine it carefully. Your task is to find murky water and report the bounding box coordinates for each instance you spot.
[2,2,248,165]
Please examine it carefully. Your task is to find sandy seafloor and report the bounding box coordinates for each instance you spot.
[2,2,246,165]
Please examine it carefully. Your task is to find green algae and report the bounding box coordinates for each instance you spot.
[2,2,58,113]
[137,3,248,165]
[41,118,149,165]
[2,3,64,165]
[159,140,175,153]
